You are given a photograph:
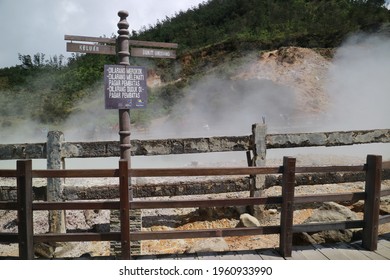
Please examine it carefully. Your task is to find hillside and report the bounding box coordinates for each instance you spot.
[143,47,331,138]
[146,31,390,138]
[133,0,390,51]
[235,47,331,113]
[0,0,390,142]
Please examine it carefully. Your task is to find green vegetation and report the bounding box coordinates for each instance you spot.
[0,52,118,125]
[0,0,389,129]
[133,0,390,49]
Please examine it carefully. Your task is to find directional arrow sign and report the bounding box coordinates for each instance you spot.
[67,42,116,55]
[131,47,176,59]
[65,34,178,57]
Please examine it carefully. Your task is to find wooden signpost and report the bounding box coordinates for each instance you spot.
[64,10,177,259]
[66,42,116,55]
[64,10,177,163]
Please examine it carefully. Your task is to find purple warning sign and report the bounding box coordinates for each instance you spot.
[104,65,147,109]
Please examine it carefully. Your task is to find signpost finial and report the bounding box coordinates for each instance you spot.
[117,10,130,66]
[118,10,129,19]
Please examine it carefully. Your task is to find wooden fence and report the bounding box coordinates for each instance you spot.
[0,154,389,259]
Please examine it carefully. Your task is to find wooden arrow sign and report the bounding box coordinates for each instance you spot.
[131,47,176,59]
[64,35,115,44]
[66,42,116,55]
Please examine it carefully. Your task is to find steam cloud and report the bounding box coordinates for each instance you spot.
[149,76,296,138]
[324,33,390,131]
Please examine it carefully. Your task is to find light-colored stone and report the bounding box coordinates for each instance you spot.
[185,237,229,253]
[240,213,261,227]
[305,202,358,223]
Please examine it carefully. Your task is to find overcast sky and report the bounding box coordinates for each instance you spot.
[0,0,206,68]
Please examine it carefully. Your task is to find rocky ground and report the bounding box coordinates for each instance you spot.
[140,180,390,255]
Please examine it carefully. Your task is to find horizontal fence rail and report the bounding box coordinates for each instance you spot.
[1,129,389,159]
[0,154,389,259]
[266,129,390,149]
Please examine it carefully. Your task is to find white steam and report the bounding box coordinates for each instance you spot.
[149,75,296,138]
[0,119,48,144]
[324,33,390,131]
[61,93,117,142]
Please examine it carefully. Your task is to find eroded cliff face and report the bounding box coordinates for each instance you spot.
[148,47,334,137]
[232,47,332,116]
[174,34,390,135]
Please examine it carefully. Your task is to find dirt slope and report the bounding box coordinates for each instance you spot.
[233,47,332,116]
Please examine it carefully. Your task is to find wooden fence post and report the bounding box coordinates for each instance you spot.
[119,159,131,259]
[249,123,267,217]
[279,156,296,258]
[362,154,382,250]
[46,131,66,234]
[17,160,34,260]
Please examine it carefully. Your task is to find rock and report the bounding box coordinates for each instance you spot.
[92,223,110,233]
[185,238,229,253]
[380,197,390,215]
[3,219,17,230]
[349,197,390,215]
[380,205,390,215]
[34,243,55,258]
[239,213,260,227]
[52,241,110,258]
[198,207,214,219]
[268,209,278,215]
[305,202,358,223]
[294,229,354,245]
[350,200,365,213]
[293,202,358,245]
[292,232,318,245]
[198,207,238,219]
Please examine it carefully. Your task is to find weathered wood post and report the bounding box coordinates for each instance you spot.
[46,131,66,234]
[279,156,296,258]
[119,159,130,259]
[362,154,382,250]
[249,123,267,217]
[17,159,34,259]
